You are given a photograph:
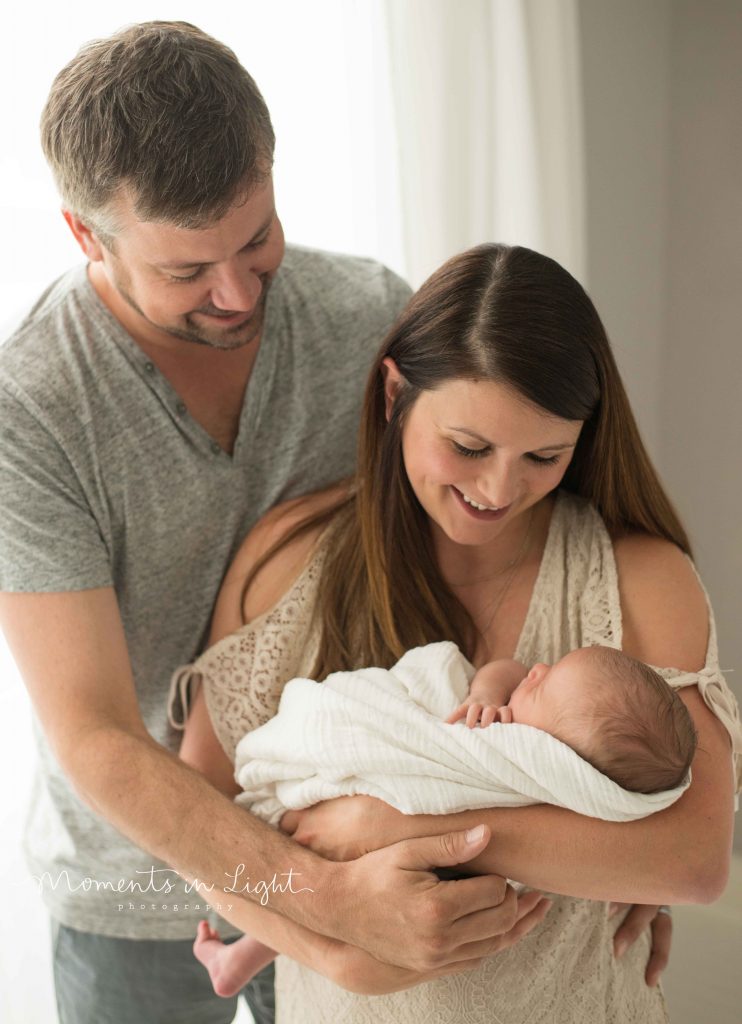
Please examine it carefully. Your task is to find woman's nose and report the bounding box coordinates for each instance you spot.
[476,462,519,508]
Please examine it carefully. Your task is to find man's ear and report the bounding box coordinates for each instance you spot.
[380,357,405,422]
[62,210,106,262]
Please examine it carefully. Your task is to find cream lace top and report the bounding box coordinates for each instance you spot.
[169,491,741,1024]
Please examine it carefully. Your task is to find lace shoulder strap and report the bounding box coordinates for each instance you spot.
[518,491,623,663]
[168,536,328,761]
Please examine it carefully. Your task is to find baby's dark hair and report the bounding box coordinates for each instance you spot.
[567,646,697,794]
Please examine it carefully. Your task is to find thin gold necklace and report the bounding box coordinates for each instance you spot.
[470,508,535,642]
[447,508,535,588]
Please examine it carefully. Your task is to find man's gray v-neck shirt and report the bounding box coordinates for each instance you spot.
[0,243,411,938]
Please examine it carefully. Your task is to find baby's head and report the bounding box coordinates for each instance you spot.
[508,646,697,793]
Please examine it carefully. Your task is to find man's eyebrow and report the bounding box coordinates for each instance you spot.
[448,426,577,452]
[155,211,275,271]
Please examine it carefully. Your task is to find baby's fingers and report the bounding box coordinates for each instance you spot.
[445,703,470,724]
[466,704,484,728]
[480,705,498,728]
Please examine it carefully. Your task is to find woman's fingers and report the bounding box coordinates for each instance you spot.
[611,903,672,986]
[612,903,658,957]
[645,910,672,986]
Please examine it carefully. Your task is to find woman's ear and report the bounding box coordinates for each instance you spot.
[380,357,405,423]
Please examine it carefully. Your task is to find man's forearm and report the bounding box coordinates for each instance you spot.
[61,726,555,977]
[65,726,404,990]
[66,725,341,932]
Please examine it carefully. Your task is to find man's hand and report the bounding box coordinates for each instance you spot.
[325,887,549,993]
[322,824,552,973]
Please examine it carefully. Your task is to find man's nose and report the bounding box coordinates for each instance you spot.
[209,265,262,312]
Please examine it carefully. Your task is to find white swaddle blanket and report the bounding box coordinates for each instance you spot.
[234,641,689,826]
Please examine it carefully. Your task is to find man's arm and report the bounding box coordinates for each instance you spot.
[0,585,549,977]
[0,587,329,901]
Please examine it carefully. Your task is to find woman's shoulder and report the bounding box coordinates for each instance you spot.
[551,492,707,667]
[211,480,351,641]
[611,531,708,670]
[557,489,695,582]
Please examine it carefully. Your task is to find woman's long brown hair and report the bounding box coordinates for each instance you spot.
[242,244,690,677]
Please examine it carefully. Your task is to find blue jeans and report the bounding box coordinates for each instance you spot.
[52,920,275,1024]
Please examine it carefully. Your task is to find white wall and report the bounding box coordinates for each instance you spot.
[662,1,742,774]
[579,6,742,1020]
[579,0,671,457]
[578,0,742,850]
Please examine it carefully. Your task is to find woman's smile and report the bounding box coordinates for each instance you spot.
[397,378,583,549]
[451,486,511,521]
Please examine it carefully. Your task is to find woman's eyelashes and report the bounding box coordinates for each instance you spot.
[451,441,560,466]
[453,441,489,459]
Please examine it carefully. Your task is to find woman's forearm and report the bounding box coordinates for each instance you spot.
[372,691,735,904]
[390,803,707,904]
[376,799,724,904]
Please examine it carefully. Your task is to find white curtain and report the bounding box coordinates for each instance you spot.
[384,0,586,286]
[0,3,586,1021]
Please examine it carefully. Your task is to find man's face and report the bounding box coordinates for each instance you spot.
[94,177,285,351]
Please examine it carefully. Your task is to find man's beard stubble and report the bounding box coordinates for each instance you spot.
[114,270,272,352]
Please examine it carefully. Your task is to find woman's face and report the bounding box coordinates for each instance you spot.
[389,371,583,547]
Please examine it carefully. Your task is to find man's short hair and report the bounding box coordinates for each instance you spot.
[41,21,275,240]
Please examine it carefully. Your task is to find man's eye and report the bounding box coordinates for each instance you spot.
[169,269,203,283]
[453,442,489,459]
[247,230,271,250]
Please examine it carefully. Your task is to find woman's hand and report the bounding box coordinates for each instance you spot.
[609,902,672,987]
[281,795,409,860]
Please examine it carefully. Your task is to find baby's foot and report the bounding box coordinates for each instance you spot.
[193,920,245,998]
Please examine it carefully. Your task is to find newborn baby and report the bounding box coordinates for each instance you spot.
[194,643,696,996]
[448,645,697,794]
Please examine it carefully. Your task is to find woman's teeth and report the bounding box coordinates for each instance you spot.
[461,492,499,511]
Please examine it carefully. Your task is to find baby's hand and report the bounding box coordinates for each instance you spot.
[445,702,513,728]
